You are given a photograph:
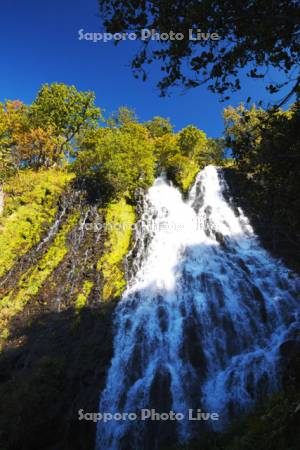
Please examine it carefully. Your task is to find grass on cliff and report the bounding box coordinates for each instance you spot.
[0,211,79,340]
[75,280,94,312]
[97,197,135,301]
[0,168,74,278]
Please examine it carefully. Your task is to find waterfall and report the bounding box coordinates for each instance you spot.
[96,165,300,450]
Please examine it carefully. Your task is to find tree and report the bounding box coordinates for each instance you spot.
[0,84,101,175]
[107,106,138,128]
[73,122,156,200]
[0,146,12,184]
[15,127,64,169]
[0,101,28,181]
[0,105,13,183]
[201,138,226,165]
[153,133,178,171]
[164,153,199,193]
[144,116,173,138]
[152,125,208,191]
[178,125,207,159]
[223,101,300,252]
[223,104,268,173]
[98,0,300,101]
[29,83,101,154]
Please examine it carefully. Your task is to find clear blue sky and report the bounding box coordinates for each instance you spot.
[0,0,292,137]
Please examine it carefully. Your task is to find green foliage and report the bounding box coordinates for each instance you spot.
[73,121,156,200]
[224,102,300,194]
[0,147,12,184]
[98,0,299,100]
[201,138,226,165]
[75,280,94,312]
[0,168,74,278]
[178,125,207,159]
[0,84,101,177]
[97,198,135,301]
[153,133,178,169]
[145,116,173,138]
[224,101,300,261]
[0,84,222,200]
[29,83,101,146]
[107,106,138,127]
[221,157,235,168]
[74,118,213,198]
[0,100,28,181]
[0,84,225,328]
[165,154,199,193]
[0,211,79,338]
[1,99,62,172]
[224,104,268,173]
[154,125,208,192]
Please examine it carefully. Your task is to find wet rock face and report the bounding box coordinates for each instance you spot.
[222,168,300,275]
[279,340,300,390]
[146,368,176,449]
[0,186,123,450]
[0,301,117,450]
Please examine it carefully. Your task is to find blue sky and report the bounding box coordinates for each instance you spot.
[0,0,293,137]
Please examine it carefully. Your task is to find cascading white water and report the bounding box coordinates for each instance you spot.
[96,165,300,450]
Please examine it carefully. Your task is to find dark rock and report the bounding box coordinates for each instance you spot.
[279,339,300,390]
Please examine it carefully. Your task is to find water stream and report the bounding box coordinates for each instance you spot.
[96,165,300,450]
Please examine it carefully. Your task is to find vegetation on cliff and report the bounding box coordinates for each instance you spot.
[0,81,299,450]
[0,210,80,339]
[0,168,74,278]
[223,101,300,270]
[0,82,224,311]
[97,198,135,301]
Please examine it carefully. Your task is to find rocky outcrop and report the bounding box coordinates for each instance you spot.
[0,169,136,449]
[279,340,300,390]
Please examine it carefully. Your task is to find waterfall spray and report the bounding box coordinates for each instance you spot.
[96,165,300,450]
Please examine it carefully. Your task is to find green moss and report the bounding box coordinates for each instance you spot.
[0,168,74,278]
[0,212,79,338]
[97,197,135,301]
[166,154,199,194]
[178,160,199,193]
[221,158,236,169]
[75,280,94,312]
